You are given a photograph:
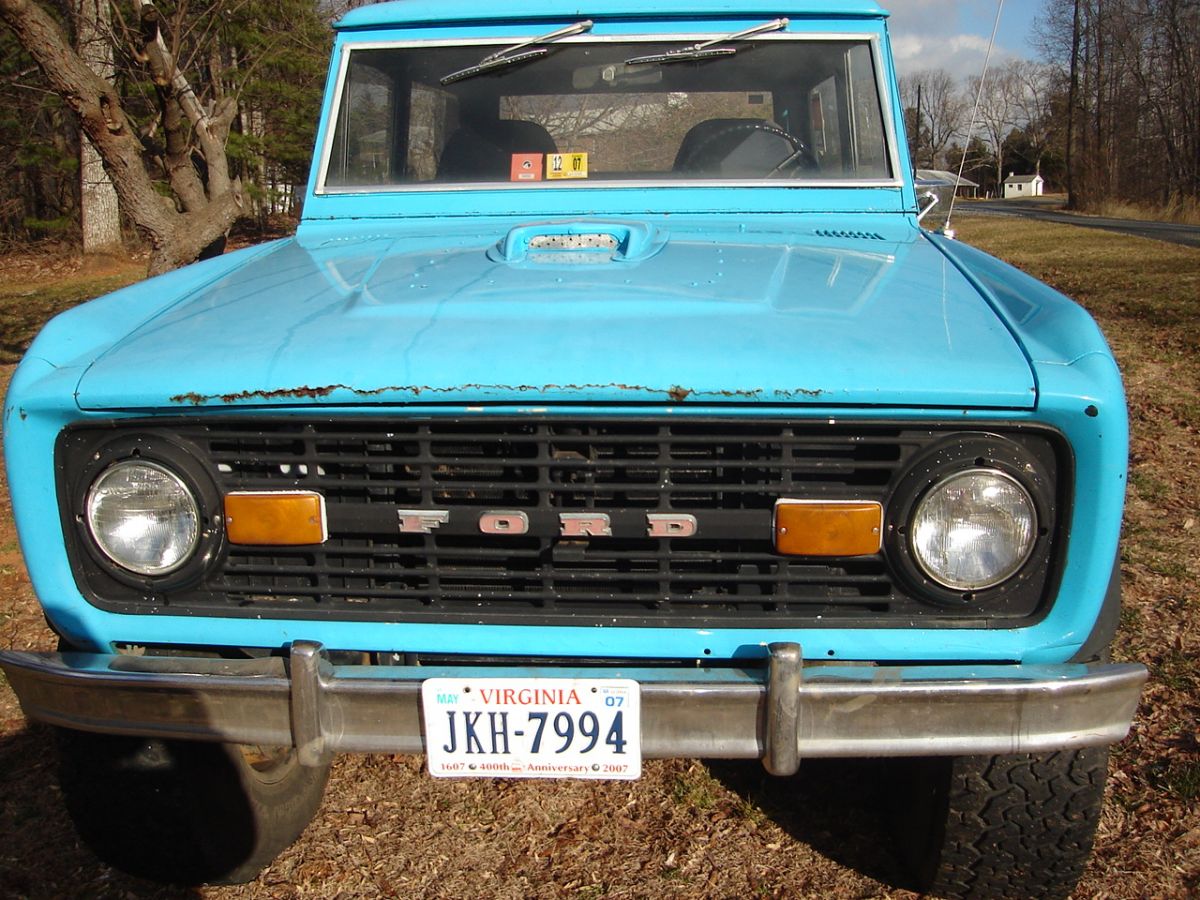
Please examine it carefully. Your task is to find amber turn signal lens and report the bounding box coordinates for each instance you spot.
[773,500,882,556]
[224,492,327,545]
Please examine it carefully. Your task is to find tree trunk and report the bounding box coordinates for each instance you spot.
[76,0,122,254]
[0,0,243,276]
[240,100,269,227]
[1066,0,1081,208]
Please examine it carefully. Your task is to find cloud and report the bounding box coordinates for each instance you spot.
[885,0,1028,81]
[947,34,992,53]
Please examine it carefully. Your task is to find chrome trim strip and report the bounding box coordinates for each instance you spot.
[324,32,890,54]
[0,648,1147,767]
[314,44,351,196]
[316,178,905,195]
[316,32,903,195]
[869,32,904,187]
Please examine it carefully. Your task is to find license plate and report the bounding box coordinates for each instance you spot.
[421,677,641,780]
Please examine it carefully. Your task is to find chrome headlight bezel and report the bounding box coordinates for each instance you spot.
[909,467,1038,591]
[85,459,201,576]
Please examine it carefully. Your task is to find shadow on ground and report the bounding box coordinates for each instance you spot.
[0,723,200,899]
[706,756,920,892]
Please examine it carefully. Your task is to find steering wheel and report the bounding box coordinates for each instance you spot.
[677,120,819,178]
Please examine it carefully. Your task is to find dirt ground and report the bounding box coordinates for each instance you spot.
[1,219,1197,899]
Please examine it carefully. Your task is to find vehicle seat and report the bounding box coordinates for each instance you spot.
[438,119,558,180]
[673,117,798,177]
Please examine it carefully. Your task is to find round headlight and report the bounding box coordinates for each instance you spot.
[910,469,1037,591]
[86,461,200,576]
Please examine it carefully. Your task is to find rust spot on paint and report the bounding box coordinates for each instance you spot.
[168,382,800,405]
[219,385,340,403]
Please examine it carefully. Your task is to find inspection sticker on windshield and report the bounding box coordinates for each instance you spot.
[510,153,543,181]
[422,677,640,779]
[546,152,588,179]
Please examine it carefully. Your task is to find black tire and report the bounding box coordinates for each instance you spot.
[56,728,329,885]
[895,748,1109,900]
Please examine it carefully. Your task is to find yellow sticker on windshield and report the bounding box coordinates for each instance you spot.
[546,152,588,179]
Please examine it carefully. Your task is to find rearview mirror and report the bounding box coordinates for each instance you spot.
[573,63,663,89]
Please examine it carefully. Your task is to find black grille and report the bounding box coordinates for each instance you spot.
[204,419,903,509]
[60,418,1062,627]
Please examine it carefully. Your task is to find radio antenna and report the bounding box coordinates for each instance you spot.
[943,0,1006,235]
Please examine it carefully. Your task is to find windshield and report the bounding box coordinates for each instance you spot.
[321,36,893,191]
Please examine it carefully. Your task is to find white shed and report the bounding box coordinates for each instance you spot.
[1003,172,1044,199]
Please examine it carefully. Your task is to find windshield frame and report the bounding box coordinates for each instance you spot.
[313,30,904,196]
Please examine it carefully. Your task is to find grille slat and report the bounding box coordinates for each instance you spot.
[226,560,889,588]
[223,586,886,612]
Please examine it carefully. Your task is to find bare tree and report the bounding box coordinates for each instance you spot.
[899,68,967,169]
[970,65,1019,192]
[1,0,243,274]
[1007,59,1057,176]
[1066,0,1082,206]
[1036,0,1199,211]
[1119,0,1200,203]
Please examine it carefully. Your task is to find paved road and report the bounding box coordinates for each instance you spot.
[953,198,1200,249]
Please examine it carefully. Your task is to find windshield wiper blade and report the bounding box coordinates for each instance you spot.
[439,49,549,85]
[625,17,789,65]
[441,20,593,85]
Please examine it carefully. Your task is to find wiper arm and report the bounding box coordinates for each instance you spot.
[625,17,789,65]
[441,20,593,85]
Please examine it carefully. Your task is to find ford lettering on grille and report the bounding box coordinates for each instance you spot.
[396,509,700,538]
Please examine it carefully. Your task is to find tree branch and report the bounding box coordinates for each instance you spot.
[0,0,176,243]
[2,0,246,273]
[136,0,235,195]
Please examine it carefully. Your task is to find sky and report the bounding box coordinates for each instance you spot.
[882,0,1043,79]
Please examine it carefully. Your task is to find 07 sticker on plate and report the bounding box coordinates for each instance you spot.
[421,678,640,780]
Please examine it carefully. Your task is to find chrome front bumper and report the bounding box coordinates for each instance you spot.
[0,642,1147,775]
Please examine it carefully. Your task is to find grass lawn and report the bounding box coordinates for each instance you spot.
[0,254,142,364]
[950,214,1199,898]
[0,224,1196,898]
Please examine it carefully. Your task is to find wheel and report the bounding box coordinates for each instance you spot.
[56,728,330,885]
[674,120,818,177]
[894,748,1109,900]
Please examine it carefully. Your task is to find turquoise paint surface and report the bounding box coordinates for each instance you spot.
[1,2,1126,667]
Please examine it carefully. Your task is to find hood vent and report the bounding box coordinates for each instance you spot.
[814,228,886,241]
[529,233,619,251]
[525,232,620,265]
[490,220,667,264]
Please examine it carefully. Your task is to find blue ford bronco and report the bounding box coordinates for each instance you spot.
[1,1,1146,895]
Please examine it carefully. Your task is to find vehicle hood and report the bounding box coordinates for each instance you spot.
[74,218,1035,410]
